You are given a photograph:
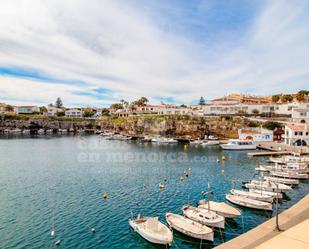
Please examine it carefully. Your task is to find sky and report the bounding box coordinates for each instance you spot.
[0,0,309,107]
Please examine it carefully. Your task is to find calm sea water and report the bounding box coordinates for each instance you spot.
[0,135,308,249]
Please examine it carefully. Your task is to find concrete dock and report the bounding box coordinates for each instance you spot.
[214,194,309,249]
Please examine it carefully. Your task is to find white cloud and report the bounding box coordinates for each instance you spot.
[0,0,308,106]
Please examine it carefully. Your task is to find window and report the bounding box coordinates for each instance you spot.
[294,132,298,136]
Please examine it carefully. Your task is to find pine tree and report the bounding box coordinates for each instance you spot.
[199,96,206,105]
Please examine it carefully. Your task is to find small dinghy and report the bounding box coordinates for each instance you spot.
[245,180,292,193]
[129,215,173,246]
[230,189,273,203]
[226,194,273,211]
[270,171,309,180]
[182,205,225,228]
[165,213,214,241]
[249,189,283,199]
[264,176,299,185]
[198,200,241,218]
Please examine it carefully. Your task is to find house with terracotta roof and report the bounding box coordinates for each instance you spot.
[284,125,309,146]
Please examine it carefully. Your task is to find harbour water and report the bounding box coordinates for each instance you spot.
[0,135,308,249]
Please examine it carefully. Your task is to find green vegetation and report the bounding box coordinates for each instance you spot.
[83,108,96,117]
[281,94,293,103]
[101,108,110,116]
[5,105,14,112]
[271,94,281,103]
[262,121,283,130]
[296,90,309,102]
[55,97,63,108]
[199,96,206,105]
[111,117,126,124]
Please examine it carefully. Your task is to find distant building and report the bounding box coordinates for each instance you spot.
[46,106,63,116]
[65,109,84,118]
[238,128,273,142]
[284,125,309,146]
[291,108,309,124]
[14,106,40,114]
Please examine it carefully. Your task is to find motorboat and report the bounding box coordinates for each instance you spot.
[38,129,45,134]
[129,215,173,246]
[182,205,225,229]
[264,176,299,185]
[207,135,219,140]
[226,194,272,211]
[249,189,283,199]
[220,139,256,150]
[152,137,178,144]
[198,200,241,218]
[244,180,292,193]
[189,140,203,145]
[270,171,308,180]
[230,189,273,203]
[165,213,214,241]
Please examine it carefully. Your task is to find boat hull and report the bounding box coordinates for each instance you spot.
[231,189,273,203]
[226,194,272,211]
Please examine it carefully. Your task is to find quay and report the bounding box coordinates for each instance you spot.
[214,194,309,249]
[248,141,309,156]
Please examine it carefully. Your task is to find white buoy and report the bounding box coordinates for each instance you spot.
[55,240,61,246]
[91,228,96,233]
[51,229,55,237]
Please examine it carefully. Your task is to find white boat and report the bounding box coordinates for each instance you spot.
[46,129,53,134]
[189,140,203,145]
[38,129,45,134]
[22,129,30,134]
[270,171,309,180]
[182,205,225,229]
[165,213,214,241]
[201,140,220,146]
[226,194,272,211]
[269,155,309,164]
[198,200,241,218]
[207,135,219,140]
[245,180,292,193]
[152,137,178,144]
[230,189,273,203]
[220,139,256,150]
[129,215,173,246]
[249,189,283,199]
[258,163,308,174]
[264,176,299,185]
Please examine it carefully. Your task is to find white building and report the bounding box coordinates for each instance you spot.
[284,125,309,146]
[14,106,40,114]
[65,109,84,118]
[136,105,193,115]
[291,108,309,124]
[238,128,273,142]
[46,106,63,116]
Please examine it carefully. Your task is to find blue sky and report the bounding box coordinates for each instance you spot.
[0,0,309,107]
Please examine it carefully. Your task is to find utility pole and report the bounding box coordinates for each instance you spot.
[275,183,281,231]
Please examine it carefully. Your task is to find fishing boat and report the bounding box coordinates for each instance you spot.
[220,139,256,150]
[129,215,173,246]
[198,200,242,218]
[245,180,292,193]
[264,176,299,185]
[258,163,308,174]
[249,189,283,199]
[151,137,178,144]
[269,155,309,164]
[165,213,214,241]
[230,189,273,203]
[201,140,220,146]
[226,194,273,211]
[270,171,309,180]
[182,205,225,229]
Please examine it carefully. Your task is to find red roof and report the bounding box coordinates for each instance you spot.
[286,125,309,131]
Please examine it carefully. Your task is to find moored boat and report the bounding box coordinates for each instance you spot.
[245,180,292,193]
[270,171,309,180]
[249,189,283,199]
[230,189,273,203]
[129,215,173,246]
[165,213,214,241]
[226,194,273,211]
[198,200,241,218]
[201,140,220,146]
[258,163,308,174]
[220,139,256,150]
[264,176,299,185]
[182,205,225,229]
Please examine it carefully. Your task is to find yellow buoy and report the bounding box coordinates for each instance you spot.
[180,176,184,181]
[159,183,165,189]
[221,155,226,161]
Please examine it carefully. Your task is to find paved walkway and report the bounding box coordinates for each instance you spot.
[214,194,309,249]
